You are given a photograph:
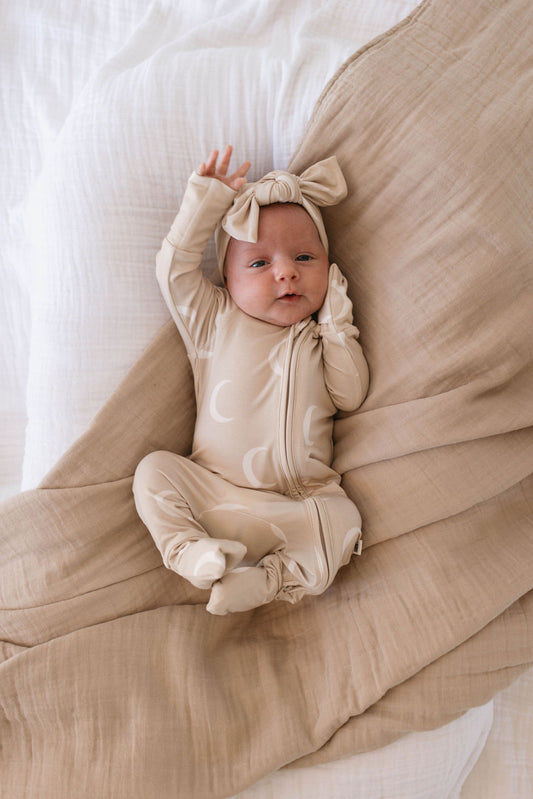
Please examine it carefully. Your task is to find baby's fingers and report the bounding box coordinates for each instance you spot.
[233,160,251,178]
[218,145,233,176]
[228,160,251,190]
[196,146,250,189]
[197,149,219,176]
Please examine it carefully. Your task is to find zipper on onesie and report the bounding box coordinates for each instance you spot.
[278,323,306,499]
[278,321,335,591]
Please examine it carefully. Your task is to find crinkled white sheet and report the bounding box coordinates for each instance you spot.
[4,1,531,797]
[2,0,420,496]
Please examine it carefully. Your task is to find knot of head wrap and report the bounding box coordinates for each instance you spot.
[215,155,347,274]
[253,172,304,206]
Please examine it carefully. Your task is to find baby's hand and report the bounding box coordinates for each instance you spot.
[318,264,354,329]
[197,145,250,191]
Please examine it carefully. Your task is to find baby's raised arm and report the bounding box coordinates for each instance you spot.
[156,145,248,356]
[197,145,250,191]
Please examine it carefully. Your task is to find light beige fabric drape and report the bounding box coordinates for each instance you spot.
[1,0,532,795]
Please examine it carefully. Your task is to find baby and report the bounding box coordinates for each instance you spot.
[133,146,369,615]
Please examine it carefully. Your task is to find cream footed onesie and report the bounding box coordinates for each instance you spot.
[133,158,369,614]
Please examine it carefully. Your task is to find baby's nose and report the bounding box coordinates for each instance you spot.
[274,258,298,280]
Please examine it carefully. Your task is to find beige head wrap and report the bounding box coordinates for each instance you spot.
[215,155,347,274]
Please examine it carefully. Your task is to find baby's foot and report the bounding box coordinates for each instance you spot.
[173,538,247,590]
[206,566,278,615]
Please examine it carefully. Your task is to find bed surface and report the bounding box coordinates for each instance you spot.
[1,1,532,797]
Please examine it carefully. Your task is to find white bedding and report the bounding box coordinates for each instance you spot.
[3,0,421,496]
[2,1,531,796]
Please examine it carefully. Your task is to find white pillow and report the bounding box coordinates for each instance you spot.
[12,0,421,489]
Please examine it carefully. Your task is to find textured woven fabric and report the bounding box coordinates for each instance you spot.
[1,0,532,796]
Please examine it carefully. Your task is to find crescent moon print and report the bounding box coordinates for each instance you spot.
[268,340,286,376]
[154,489,179,509]
[331,277,352,319]
[177,304,197,322]
[303,405,317,447]
[209,380,234,423]
[242,447,271,489]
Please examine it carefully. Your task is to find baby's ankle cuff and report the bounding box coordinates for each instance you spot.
[259,553,284,600]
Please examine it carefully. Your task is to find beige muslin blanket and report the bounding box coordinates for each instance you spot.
[1,0,532,796]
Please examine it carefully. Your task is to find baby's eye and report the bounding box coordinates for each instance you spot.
[250,260,267,269]
[296,254,313,262]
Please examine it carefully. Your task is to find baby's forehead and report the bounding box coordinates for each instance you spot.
[259,201,310,219]
[223,201,326,268]
[256,202,320,235]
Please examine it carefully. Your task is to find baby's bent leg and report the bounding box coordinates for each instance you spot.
[133,451,246,589]
[173,538,247,590]
[206,554,282,615]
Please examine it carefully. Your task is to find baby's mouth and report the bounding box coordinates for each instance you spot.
[279,292,301,300]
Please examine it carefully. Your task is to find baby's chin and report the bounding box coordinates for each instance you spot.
[259,300,321,327]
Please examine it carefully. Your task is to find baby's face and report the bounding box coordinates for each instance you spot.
[224,203,329,327]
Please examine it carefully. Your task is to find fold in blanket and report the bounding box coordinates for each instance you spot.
[1,0,532,796]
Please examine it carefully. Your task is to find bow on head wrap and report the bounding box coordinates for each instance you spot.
[215,155,347,274]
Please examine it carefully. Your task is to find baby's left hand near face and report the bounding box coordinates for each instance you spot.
[197,145,250,191]
[318,264,354,328]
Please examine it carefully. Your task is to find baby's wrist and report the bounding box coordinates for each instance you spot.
[190,170,237,195]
